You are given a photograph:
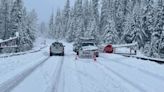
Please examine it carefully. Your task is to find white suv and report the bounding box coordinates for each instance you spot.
[79,42,99,58]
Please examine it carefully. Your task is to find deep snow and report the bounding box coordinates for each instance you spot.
[0,38,164,92]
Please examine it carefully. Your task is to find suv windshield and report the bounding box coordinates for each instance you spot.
[81,43,94,46]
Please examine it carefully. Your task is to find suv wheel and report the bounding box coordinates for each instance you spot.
[77,51,79,56]
[50,52,53,56]
[60,52,64,56]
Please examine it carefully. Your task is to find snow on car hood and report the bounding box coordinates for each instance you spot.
[82,46,98,51]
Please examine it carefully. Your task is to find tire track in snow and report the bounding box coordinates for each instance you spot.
[45,56,65,92]
[93,63,129,92]
[76,68,112,92]
[75,59,123,92]
[74,60,84,92]
[97,57,148,92]
[0,56,50,92]
[100,55,164,82]
[75,60,113,92]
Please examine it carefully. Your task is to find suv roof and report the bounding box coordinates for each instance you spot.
[52,42,63,46]
[79,37,96,43]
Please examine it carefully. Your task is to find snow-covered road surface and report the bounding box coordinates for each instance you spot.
[0,40,164,92]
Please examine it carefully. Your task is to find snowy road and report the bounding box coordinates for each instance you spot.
[1,41,164,92]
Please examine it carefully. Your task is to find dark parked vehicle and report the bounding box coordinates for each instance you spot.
[73,42,79,53]
[50,42,64,56]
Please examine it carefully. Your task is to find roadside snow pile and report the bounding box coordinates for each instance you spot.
[102,54,164,77]
[112,42,137,48]
[0,39,3,43]
[0,37,50,78]
[0,46,49,82]
[0,37,51,92]
[0,37,48,58]
[114,47,131,53]
[99,54,164,92]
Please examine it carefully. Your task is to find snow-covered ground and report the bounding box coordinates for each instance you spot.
[0,38,164,92]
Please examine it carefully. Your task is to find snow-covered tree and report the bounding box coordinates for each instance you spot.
[39,22,47,37]
[48,12,54,38]
[92,0,99,25]
[10,0,23,38]
[9,0,37,52]
[149,0,164,58]
[62,0,70,38]
[142,0,155,42]
[74,0,84,38]
[113,0,125,43]
[127,1,145,48]
[92,0,100,42]
[26,10,37,41]
[66,8,76,42]
[0,0,11,39]
[18,8,38,51]
[100,0,109,36]
[54,9,62,40]
[52,0,164,58]
[83,0,91,33]
[0,0,38,53]
[100,0,118,44]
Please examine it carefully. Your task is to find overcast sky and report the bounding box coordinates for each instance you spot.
[23,0,75,23]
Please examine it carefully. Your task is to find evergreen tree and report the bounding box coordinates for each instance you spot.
[27,10,37,41]
[10,0,23,38]
[92,0,99,25]
[83,0,91,33]
[10,0,37,52]
[92,0,100,42]
[0,0,38,53]
[150,0,164,57]
[142,0,155,43]
[49,12,54,38]
[74,0,84,38]
[39,22,47,37]
[52,0,164,58]
[100,0,109,35]
[54,9,62,40]
[113,0,125,43]
[62,0,70,38]
[100,0,118,44]
[0,0,10,39]
[66,8,76,42]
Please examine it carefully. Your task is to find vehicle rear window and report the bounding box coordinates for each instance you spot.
[52,43,63,46]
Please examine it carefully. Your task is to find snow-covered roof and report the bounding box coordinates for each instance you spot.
[82,46,98,51]
[0,37,18,44]
[0,45,18,48]
[112,42,138,48]
[0,39,3,43]
[79,37,95,40]
[99,42,137,48]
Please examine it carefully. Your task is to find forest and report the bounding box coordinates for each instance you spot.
[47,0,164,58]
[0,0,38,52]
[0,0,164,58]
